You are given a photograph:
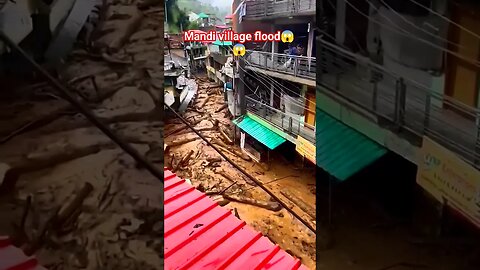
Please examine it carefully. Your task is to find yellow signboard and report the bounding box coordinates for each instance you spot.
[207,66,215,73]
[417,136,480,227]
[296,136,315,164]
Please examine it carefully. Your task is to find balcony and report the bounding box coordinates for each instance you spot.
[244,50,316,84]
[210,52,229,65]
[245,0,315,19]
[317,39,480,169]
[246,96,315,144]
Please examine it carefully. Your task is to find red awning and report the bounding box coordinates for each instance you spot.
[215,25,230,29]
[164,168,309,269]
[225,14,233,19]
[0,237,47,270]
[185,29,207,35]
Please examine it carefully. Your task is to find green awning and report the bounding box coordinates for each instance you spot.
[213,40,233,46]
[233,115,286,150]
[198,12,209,18]
[317,110,387,181]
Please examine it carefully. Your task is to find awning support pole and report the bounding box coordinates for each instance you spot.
[328,174,333,226]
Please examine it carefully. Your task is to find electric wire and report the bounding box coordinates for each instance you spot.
[377,0,469,51]
[407,0,480,41]
[226,45,316,107]
[343,0,480,67]
[239,56,317,110]
[238,63,316,114]
[165,104,316,233]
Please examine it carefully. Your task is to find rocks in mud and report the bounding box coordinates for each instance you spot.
[95,5,143,51]
[0,2,165,270]
[129,29,158,42]
[94,86,156,118]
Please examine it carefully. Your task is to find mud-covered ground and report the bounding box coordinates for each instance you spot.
[315,157,480,270]
[0,1,164,269]
[164,75,317,268]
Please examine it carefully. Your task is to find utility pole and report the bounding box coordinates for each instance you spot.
[165,0,168,23]
[238,57,246,115]
[235,8,246,116]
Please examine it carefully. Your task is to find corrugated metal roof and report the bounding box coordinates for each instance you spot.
[0,237,46,270]
[164,169,308,270]
[233,115,286,150]
[198,12,209,18]
[317,110,387,181]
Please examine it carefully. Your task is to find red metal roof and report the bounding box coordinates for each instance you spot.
[164,168,309,270]
[0,237,46,270]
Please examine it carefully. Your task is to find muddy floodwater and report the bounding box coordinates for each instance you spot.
[164,75,317,268]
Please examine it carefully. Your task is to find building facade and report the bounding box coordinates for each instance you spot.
[317,0,480,228]
[231,0,316,164]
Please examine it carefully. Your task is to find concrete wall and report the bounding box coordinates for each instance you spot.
[362,3,448,105]
[378,6,449,71]
[383,56,446,107]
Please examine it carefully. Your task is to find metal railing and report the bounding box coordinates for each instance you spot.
[244,50,316,80]
[245,0,315,18]
[317,38,480,169]
[246,96,315,143]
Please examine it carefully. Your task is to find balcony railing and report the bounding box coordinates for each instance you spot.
[246,96,315,144]
[317,38,480,169]
[244,50,316,81]
[245,0,315,19]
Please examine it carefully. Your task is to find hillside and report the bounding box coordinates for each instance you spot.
[177,0,230,22]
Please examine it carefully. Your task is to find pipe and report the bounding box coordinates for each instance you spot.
[0,31,164,183]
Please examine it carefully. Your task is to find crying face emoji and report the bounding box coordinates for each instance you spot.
[281,30,294,43]
[233,43,246,56]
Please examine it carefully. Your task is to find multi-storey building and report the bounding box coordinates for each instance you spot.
[317,0,480,230]
[231,0,316,164]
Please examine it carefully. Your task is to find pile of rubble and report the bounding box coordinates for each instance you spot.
[164,76,317,268]
[0,0,164,269]
[165,34,183,49]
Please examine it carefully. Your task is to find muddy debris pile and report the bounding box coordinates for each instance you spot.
[164,76,317,268]
[0,1,164,269]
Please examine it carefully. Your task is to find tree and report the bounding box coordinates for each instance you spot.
[166,0,190,33]
[187,21,200,30]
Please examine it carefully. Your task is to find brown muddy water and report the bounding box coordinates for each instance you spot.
[164,76,317,268]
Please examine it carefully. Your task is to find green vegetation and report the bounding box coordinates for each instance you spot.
[166,0,190,33]
[166,0,230,33]
[177,0,230,23]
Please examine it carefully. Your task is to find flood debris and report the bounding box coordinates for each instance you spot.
[223,194,282,212]
[0,0,164,269]
[281,190,316,220]
[165,74,317,268]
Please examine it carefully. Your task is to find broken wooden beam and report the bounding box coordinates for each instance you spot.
[168,137,199,147]
[173,150,194,172]
[217,170,236,183]
[223,194,282,212]
[219,128,233,145]
[280,190,315,220]
[165,118,202,137]
[215,104,228,113]
[197,96,211,108]
[206,157,222,163]
[212,139,251,161]
[176,126,217,136]
[24,182,93,255]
